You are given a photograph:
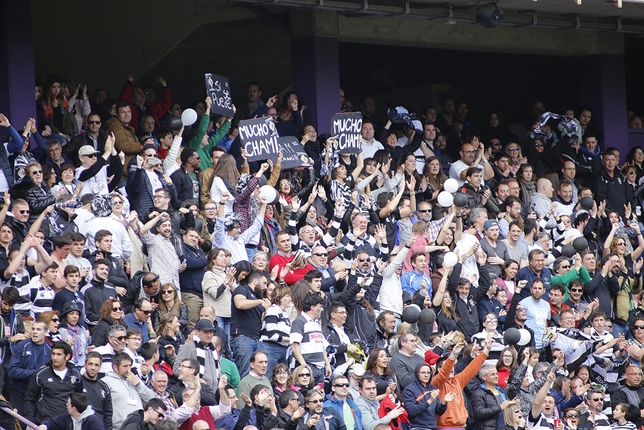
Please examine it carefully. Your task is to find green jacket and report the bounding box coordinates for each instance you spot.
[220,356,241,396]
[187,113,231,170]
[553,267,591,301]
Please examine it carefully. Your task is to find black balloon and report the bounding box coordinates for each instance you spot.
[578,197,594,211]
[164,115,183,131]
[419,308,436,325]
[402,304,421,324]
[561,244,576,258]
[453,193,468,208]
[573,237,588,252]
[504,327,521,345]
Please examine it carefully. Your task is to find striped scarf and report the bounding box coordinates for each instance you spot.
[194,341,219,379]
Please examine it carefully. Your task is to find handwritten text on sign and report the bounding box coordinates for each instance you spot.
[239,117,279,162]
[204,73,234,117]
[331,112,363,154]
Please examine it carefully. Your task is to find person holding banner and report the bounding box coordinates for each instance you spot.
[327,152,364,209]
[254,94,302,138]
[187,97,233,172]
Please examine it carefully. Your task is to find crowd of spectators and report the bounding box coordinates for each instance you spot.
[1,73,644,430]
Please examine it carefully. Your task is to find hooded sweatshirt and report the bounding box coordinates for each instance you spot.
[402,362,447,429]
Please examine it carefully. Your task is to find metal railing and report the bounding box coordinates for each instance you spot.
[0,406,39,429]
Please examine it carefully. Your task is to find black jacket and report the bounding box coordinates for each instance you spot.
[611,384,644,427]
[65,129,107,166]
[9,176,56,224]
[88,251,130,289]
[323,322,360,368]
[91,317,121,347]
[79,375,113,430]
[169,380,218,406]
[80,279,119,326]
[275,409,300,430]
[24,362,82,423]
[450,261,491,340]
[471,384,505,430]
[121,410,146,430]
[170,166,201,206]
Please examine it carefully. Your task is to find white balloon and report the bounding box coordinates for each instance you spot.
[518,328,531,346]
[259,185,278,204]
[437,191,454,207]
[444,178,459,193]
[443,252,458,268]
[181,108,198,126]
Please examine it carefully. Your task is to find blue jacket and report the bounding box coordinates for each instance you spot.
[215,406,257,430]
[179,242,207,297]
[402,362,447,429]
[124,313,150,342]
[43,407,105,430]
[323,393,362,430]
[401,270,432,297]
[8,339,52,391]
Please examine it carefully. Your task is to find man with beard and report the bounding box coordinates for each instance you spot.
[81,259,118,327]
[140,212,184,288]
[79,352,113,430]
[519,279,550,353]
[299,389,345,430]
[479,220,509,280]
[174,321,221,389]
[231,271,270,379]
[498,197,523,240]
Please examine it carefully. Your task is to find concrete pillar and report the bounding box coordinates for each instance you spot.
[0,0,36,142]
[578,55,628,153]
[290,9,340,134]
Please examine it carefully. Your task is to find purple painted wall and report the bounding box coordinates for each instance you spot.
[0,0,36,142]
[291,36,341,135]
[578,55,628,154]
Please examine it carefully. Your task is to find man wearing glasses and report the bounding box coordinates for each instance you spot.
[300,389,345,430]
[94,325,127,376]
[323,376,362,430]
[276,389,305,429]
[66,113,108,166]
[124,299,153,342]
[448,142,494,187]
[120,398,168,430]
[612,365,644,428]
[75,133,122,197]
[576,388,610,430]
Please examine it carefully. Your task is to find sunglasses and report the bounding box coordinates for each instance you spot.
[417,209,431,213]
[18,210,31,214]
[508,147,519,151]
[591,398,604,402]
[155,410,165,419]
[333,383,350,387]
[115,336,127,341]
[299,373,311,377]
[313,253,329,257]
[139,309,152,315]
[534,143,544,147]
[358,258,370,262]
[30,170,43,174]
[570,288,583,293]
[162,290,174,295]
[145,153,160,158]
[560,265,570,269]
[88,120,101,125]
[565,414,579,418]
[51,318,59,322]
[513,410,522,414]
[112,307,122,312]
[85,153,98,158]
[308,399,323,404]
[617,242,626,246]
[634,325,644,330]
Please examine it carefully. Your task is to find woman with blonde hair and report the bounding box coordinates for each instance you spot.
[291,364,316,397]
[39,310,62,344]
[156,311,185,365]
[208,153,240,216]
[501,400,525,430]
[109,192,148,274]
[152,284,189,337]
[10,162,62,223]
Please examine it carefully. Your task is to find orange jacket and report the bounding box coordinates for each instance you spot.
[431,351,488,429]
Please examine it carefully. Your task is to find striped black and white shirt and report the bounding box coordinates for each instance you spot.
[290,312,327,368]
[260,304,292,347]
